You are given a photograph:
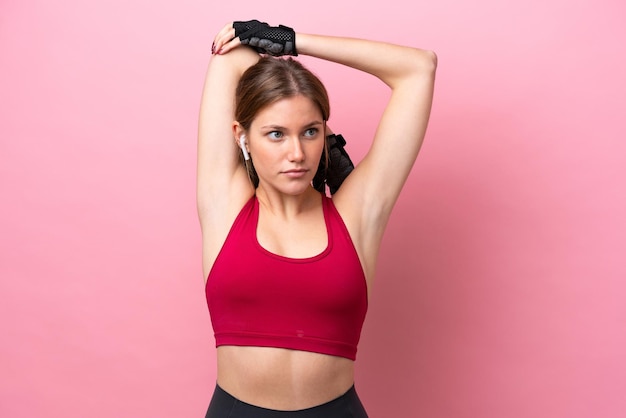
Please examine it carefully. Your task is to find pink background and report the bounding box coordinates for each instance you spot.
[1,1,625,417]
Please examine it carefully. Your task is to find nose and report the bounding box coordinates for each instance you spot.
[287,137,305,162]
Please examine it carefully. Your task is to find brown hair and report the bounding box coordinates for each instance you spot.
[235,57,330,187]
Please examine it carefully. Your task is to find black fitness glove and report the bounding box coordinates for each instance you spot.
[313,134,355,195]
[233,20,297,56]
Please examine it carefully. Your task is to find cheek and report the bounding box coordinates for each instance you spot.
[307,140,325,159]
[251,144,279,170]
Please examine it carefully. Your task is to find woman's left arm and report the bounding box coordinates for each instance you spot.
[297,34,437,270]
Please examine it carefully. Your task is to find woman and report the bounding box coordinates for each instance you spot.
[198,20,436,417]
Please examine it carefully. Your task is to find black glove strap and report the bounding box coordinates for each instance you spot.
[234,20,297,56]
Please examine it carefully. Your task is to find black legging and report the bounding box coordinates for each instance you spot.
[205,384,369,418]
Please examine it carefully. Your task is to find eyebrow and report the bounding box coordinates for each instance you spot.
[260,121,324,130]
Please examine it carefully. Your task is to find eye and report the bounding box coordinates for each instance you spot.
[303,128,319,138]
[268,131,283,140]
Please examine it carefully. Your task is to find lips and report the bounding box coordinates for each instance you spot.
[282,169,308,178]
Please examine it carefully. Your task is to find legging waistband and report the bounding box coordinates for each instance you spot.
[205,383,368,418]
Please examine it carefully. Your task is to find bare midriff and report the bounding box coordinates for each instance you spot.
[216,345,355,410]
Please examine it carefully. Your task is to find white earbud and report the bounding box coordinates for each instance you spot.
[239,135,250,161]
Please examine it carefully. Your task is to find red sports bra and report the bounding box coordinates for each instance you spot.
[205,194,368,360]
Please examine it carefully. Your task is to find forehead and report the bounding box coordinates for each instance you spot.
[252,95,322,128]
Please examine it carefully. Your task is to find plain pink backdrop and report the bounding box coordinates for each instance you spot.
[1,1,625,417]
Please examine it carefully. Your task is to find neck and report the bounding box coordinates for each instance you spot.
[255,185,321,219]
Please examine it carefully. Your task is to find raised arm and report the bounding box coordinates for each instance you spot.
[297,34,436,212]
[296,34,437,280]
[197,46,258,213]
[197,31,259,277]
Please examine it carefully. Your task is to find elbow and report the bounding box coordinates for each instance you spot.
[413,49,437,76]
[397,49,437,90]
[385,48,437,89]
[426,50,438,73]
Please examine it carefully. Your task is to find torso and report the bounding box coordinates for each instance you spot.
[204,188,367,410]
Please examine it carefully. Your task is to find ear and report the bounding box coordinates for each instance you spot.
[233,122,246,146]
[233,123,247,148]
[233,122,250,161]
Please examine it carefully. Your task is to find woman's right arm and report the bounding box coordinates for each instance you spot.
[197,32,258,277]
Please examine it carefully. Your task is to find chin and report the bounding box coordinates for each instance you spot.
[281,185,312,196]
[279,179,315,195]
[258,175,316,196]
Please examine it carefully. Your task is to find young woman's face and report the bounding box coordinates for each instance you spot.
[247,95,325,195]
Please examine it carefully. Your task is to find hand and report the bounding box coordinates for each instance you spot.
[212,21,297,56]
[312,134,355,195]
[212,22,240,55]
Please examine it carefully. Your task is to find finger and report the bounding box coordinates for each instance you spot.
[212,23,235,54]
[217,37,241,55]
[214,22,234,40]
[213,25,233,51]
[215,30,237,54]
